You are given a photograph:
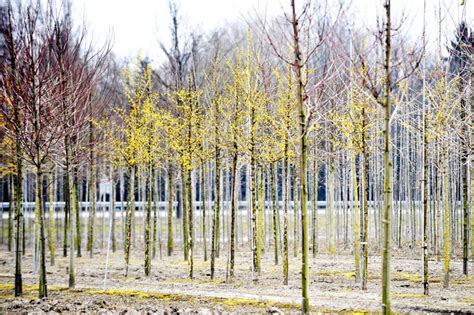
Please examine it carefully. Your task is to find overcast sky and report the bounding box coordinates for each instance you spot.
[71,0,472,64]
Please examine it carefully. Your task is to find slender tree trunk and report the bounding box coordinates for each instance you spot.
[271,162,279,265]
[120,169,125,244]
[293,168,299,257]
[352,154,360,282]
[188,169,194,279]
[291,0,310,310]
[257,165,264,266]
[461,67,470,275]
[87,146,96,258]
[283,157,289,285]
[111,167,116,253]
[422,114,429,295]
[381,1,393,312]
[74,169,81,258]
[63,149,70,258]
[69,174,77,289]
[145,163,152,276]
[443,151,450,288]
[36,167,47,298]
[182,166,189,261]
[124,166,135,276]
[471,47,474,263]
[211,146,221,279]
[8,176,12,251]
[328,162,335,254]
[361,121,369,290]
[230,153,238,278]
[201,164,208,261]
[312,159,319,257]
[14,151,23,297]
[152,168,158,258]
[168,163,174,256]
[251,159,259,277]
[48,172,55,266]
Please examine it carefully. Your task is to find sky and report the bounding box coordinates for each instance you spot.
[71,0,473,65]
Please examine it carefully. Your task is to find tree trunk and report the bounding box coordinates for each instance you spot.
[48,172,55,266]
[283,157,290,285]
[352,154,360,282]
[188,169,194,279]
[293,168,299,257]
[14,150,23,296]
[381,0,392,312]
[74,170,81,258]
[152,168,158,258]
[36,167,47,298]
[69,174,77,288]
[422,113,429,295]
[168,163,174,256]
[124,166,135,276]
[328,162,335,254]
[182,166,189,261]
[257,165,264,266]
[271,162,279,265]
[87,153,96,258]
[201,164,208,261]
[291,0,310,310]
[443,151,450,288]
[111,167,116,253]
[211,146,221,279]
[8,176,12,251]
[230,153,238,279]
[145,163,152,276]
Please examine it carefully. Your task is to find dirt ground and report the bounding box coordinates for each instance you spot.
[0,240,473,314]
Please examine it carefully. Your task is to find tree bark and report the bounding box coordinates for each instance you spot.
[291,0,310,310]
[381,0,393,312]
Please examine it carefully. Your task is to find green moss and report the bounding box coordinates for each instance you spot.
[453,276,474,286]
[114,276,139,281]
[393,272,422,283]
[215,297,299,310]
[317,271,356,278]
[393,272,442,284]
[81,288,180,301]
[0,283,68,299]
[81,288,300,310]
[0,283,14,290]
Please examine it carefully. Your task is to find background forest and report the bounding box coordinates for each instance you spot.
[0,0,473,313]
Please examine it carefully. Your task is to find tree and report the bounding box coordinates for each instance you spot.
[448,21,472,276]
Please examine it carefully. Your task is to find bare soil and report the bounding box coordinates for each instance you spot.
[0,241,473,314]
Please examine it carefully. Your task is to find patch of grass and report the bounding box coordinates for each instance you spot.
[453,276,474,286]
[317,271,355,278]
[0,283,68,299]
[79,287,300,310]
[114,276,139,281]
[80,288,181,301]
[216,297,299,310]
[460,298,474,303]
[393,272,422,283]
[393,272,442,284]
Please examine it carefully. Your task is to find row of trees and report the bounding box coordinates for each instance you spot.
[0,0,472,313]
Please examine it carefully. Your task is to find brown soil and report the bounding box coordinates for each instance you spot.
[0,242,473,314]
